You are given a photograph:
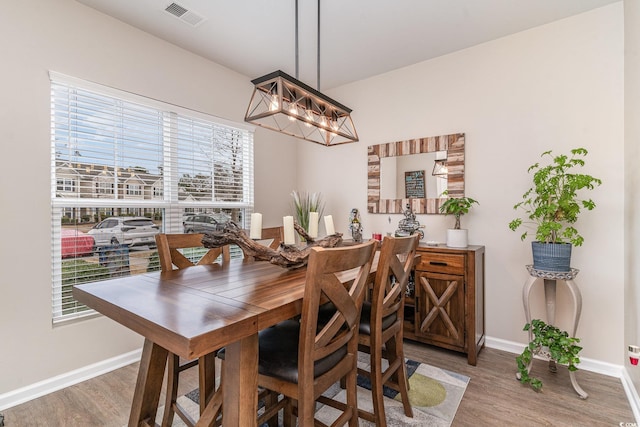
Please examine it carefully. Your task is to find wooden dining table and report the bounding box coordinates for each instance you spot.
[73,253,378,427]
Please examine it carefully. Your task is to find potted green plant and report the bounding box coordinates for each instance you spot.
[516,319,582,392]
[291,190,324,240]
[439,192,479,248]
[508,148,601,271]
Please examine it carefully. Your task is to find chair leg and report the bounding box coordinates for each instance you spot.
[161,354,180,427]
[387,335,413,418]
[196,388,223,427]
[345,366,359,427]
[369,343,387,427]
[283,399,295,427]
[263,391,280,427]
[198,353,217,413]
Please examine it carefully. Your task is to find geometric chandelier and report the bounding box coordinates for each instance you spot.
[244,70,358,146]
[244,0,358,146]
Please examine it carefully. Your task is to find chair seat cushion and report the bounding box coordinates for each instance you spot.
[358,301,397,336]
[257,319,347,384]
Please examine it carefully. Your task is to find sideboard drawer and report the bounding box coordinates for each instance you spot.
[416,253,465,275]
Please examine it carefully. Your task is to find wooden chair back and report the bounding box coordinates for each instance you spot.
[297,240,377,422]
[242,226,283,261]
[371,234,420,327]
[259,226,283,250]
[155,233,230,272]
[356,234,420,425]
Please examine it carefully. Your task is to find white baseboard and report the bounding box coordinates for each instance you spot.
[485,336,640,423]
[621,368,640,423]
[0,348,142,411]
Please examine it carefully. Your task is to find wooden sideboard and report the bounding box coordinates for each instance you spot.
[404,244,485,365]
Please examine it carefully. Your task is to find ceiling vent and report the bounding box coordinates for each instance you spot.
[164,2,206,27]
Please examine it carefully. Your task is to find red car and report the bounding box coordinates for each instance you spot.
[61,229,95,258]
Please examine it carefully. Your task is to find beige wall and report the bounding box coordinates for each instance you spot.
[302,4,625,364]
[0,0,296,395]
[625,0,640,395]
[0,0,633,406]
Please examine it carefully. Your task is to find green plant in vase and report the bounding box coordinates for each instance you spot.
[291,190,325,237]
[439,192,479,230]
[516,319,582,392]
[509,147,601,271]
[439,191,478,248]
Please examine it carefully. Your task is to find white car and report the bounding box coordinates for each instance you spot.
[88,217,160,247]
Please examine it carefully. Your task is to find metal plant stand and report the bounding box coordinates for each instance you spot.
[519,265,588,399]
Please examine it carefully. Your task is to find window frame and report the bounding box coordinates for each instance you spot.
[50,72,254,323]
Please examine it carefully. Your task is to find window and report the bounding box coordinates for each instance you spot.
[126,184,142,196]
[56,178,76,192]
[50,72,254,323]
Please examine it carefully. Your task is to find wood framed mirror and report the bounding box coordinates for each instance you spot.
[367,133,465,214]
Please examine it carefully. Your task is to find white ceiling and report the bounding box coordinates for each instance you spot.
[76,0,620,90]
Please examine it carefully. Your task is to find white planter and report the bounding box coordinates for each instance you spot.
[446,229,468,248]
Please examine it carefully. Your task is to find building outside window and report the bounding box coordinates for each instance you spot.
[50,72,254,322]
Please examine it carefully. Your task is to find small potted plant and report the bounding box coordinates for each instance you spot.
[516,319,582,392]
[508,148,601,271]
[439,192,479,248]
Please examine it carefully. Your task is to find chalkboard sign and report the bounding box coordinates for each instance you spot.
[404,170,426,198]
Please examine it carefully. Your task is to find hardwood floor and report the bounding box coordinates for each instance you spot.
[2,341,635,426]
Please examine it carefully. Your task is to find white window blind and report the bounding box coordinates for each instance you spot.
[50,72,254,323]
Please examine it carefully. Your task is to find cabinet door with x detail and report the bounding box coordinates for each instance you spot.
[415,270,465,349]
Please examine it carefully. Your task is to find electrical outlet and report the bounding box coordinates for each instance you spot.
[629,345,640,366]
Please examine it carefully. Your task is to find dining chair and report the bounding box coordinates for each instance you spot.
[357,234,419,426]
[255,240,377,427]
[242,226,284,261]
[156,232,230,272]
[155,233,230,427]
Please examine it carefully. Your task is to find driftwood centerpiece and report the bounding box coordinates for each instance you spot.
[201,221,343,269]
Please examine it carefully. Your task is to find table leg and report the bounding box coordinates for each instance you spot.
[129,338,168,427]
[196,334,258,427]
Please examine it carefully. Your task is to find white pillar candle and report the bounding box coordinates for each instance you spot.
[283,215,295,245]
[249,213,262,239]
[324,215,335,236]
[308,212,319,238]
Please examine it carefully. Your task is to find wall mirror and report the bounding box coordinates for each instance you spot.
[367,133,465,214]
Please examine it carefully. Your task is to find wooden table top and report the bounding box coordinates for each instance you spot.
[73,260,310,360]
[73,255,376,361]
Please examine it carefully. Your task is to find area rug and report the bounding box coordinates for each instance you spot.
[315,354,469,427]
[161,354,469,426]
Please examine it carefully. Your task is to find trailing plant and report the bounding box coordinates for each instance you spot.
[516,319,582,392]
[439,191,479,230]
[291,190,324,232]
[509,148,601,246]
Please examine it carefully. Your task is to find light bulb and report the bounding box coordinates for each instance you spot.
[269,94,279,111]
[288,104,297,121]
[305,110,314,127]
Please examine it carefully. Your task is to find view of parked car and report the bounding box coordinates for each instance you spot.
[88,217,160,247]
[61,229,95,258]
[183,213,230,234]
